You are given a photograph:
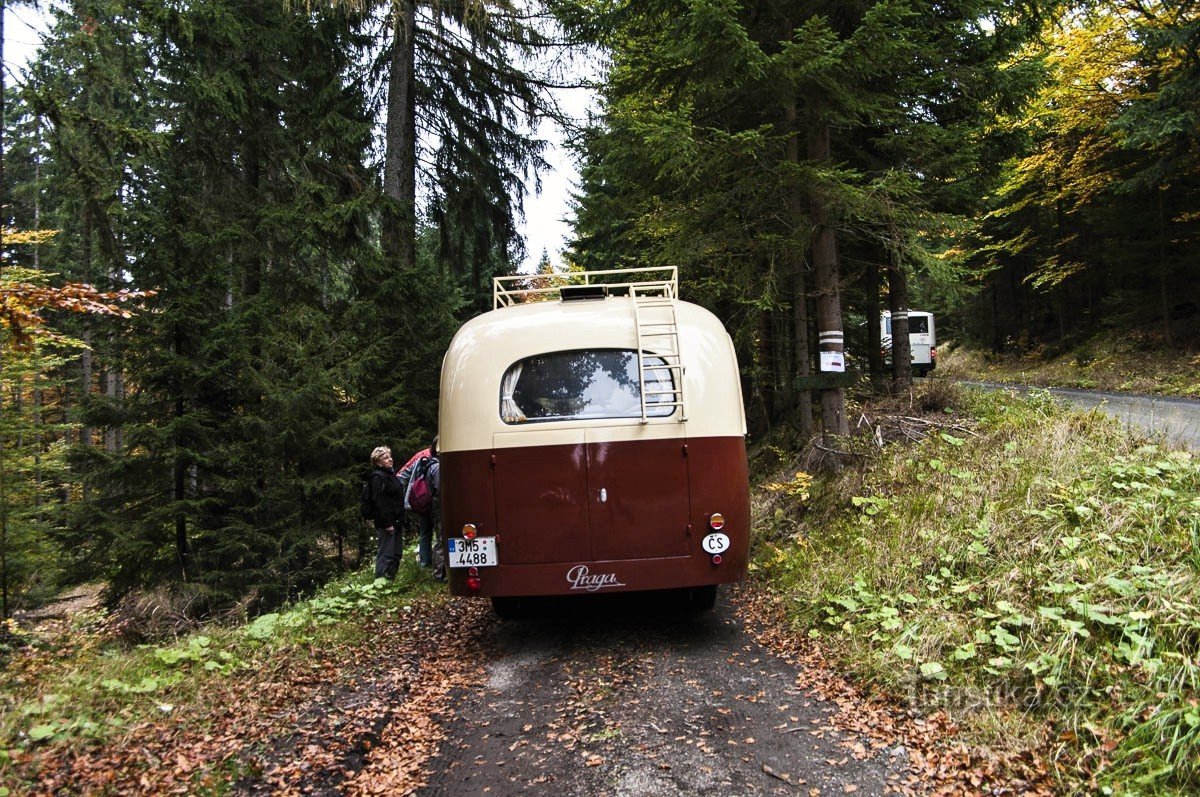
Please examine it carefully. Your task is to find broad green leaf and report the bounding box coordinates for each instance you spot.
[919,661,947,680]
[28,725,57,742]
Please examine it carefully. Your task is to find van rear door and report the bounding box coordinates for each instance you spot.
[909,314,934,365]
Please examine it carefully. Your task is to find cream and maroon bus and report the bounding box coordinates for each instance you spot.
[438,267,750,615]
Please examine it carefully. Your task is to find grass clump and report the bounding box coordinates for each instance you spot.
[755,384,1200,795]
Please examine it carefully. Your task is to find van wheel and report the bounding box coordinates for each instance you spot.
[491,596,526,619]
[688,585,718,611]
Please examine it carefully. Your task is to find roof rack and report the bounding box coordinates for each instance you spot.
[493,266,678,309]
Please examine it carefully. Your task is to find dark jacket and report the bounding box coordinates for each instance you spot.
[368,467,405,530]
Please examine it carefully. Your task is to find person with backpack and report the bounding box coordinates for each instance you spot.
[364,446,406,579]
[397,436,441,577]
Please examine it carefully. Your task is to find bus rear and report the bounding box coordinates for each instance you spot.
[438,268,749,613]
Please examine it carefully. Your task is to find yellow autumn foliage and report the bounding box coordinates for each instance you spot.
[1,227,60,246]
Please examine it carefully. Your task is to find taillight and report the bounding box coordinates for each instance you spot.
[711,554,723,566]
[462,523,477,540]
[709,513,725,530]
[466,566,481,593]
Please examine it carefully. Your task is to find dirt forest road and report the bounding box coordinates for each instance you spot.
[404,588,937,797]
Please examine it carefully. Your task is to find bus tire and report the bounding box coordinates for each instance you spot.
[491,596,526,619]
[689,585,718,611]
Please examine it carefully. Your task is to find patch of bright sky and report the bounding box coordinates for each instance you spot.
[518,78,596,273]
[3,2,49,81]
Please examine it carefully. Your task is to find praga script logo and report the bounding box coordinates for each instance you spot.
[565,565,626,592]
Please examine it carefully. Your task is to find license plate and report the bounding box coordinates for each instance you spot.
[447,537,497,568]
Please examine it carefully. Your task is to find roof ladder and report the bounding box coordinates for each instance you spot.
[631,286,686,423]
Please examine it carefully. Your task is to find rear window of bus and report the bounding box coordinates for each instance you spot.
[500,349,675,423]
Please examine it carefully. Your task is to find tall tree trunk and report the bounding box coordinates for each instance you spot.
[172,351,191,580]
[785,99,813,436]
[2,0,11,616]
[1159,187,1173,347]
[807,115,847,439]
[103,369,118,452]
[792,267,813,436]
[173,406,189,580]
[756,309,774,432]
[865,256,884,389]
[171,195,192,578]
[78,203,96,452]
[1054,191,1067,340]
[775,307,794,416]
[887,250,912,390]
[382,0,417,271]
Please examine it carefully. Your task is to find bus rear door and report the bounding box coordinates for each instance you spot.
[491,430,691,564]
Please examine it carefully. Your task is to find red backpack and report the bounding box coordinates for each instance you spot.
[408,457,434,514]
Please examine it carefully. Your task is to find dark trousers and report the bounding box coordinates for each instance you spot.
[412,510,444,578]
[375,525,402,579]
[415,510,433,567]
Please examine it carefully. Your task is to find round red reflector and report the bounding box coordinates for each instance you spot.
[711,554,723,566]
[709,513,725,530]
[462,523,477,540]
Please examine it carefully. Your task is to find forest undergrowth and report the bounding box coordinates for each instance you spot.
[753,383,1200,795]
[0,558,456,794]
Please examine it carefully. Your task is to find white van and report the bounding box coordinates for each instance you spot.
[881,310,936,376]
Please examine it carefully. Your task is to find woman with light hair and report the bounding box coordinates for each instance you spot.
[365,446,405,579]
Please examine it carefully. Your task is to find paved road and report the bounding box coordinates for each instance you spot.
[961,381,1200,451]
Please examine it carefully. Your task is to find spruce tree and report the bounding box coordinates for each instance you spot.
[562,0,1052,436]
[966,6,1199,350]
[23,0,403,609]
[355,0,554,306]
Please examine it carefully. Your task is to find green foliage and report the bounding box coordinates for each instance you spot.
[416,1,551,305]
[0,564,433,756]
[758,386,1200,792]
[244,575,412,640]
[0,331,79,616]
[560,0,1054,427]
[5,0,466,613]
[961,7,1200,351]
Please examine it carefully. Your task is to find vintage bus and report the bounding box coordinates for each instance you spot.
[437,267,750,615]
[881,310,937,376]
